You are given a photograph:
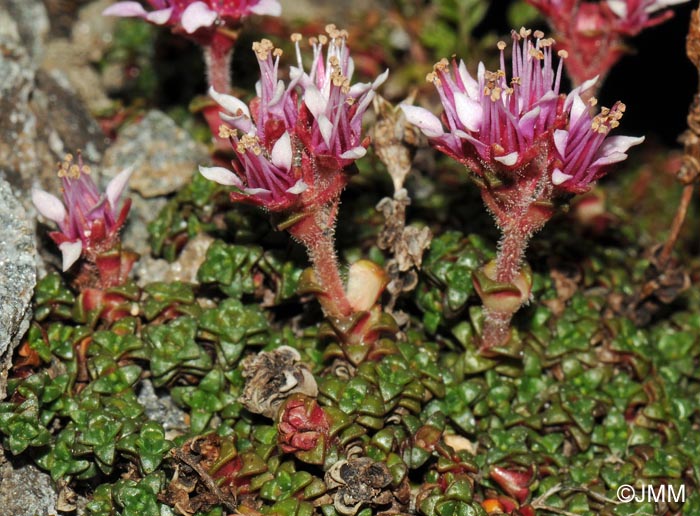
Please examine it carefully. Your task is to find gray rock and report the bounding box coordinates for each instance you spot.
[101,111,208,255]
[102,110,208,198]
[137,379,189,440]
[0,459,57,516]
[0,179,36,401]
[2,0,49,64]
[135,234,214,286]
[0,37,106,205]
[41,0,117,113]
[0,38,41,196]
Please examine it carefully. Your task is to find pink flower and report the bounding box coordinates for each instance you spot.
[32,154,133,271]
[403,29,644,350]
[199,27,388,212]
[401,29,643,195]
[103,0,281,36]
[526,0,689,86]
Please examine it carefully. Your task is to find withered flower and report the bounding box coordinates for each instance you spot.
[240,346,317,419]
[325,457,394,515]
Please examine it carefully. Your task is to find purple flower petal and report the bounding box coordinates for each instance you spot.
[249,0,282,16]
[569,95,588,127]
[645,0,688,13]
[565,76,599,110]
[400,105,444,138]
[271,132,293,170]
[106,166,134,209]
[590,152,629,168]
[553,129,569,157]
[595,135,645,158]
[181,2,218,34]
[220,112,254,133]
[340,147,367,160]
[199,165,243,187]
[494,152,519,166]
[146,7,173,24]
[286,180,308,194]
[318,115,333,147]
[243,187,272,196]
[457,60,479,98]
[518,106,541,141]
[32,188,67,224]
[372,69,390,89]
[102,1,148,18]
[304,84,327,119]
[454,92,482,132]
[552,168,573,185]
[606,0,627,17]
[59,240,83,272]
[209,87,251,119]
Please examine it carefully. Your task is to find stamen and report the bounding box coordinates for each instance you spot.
[434,58,449,72]
[238,134,263,155]
[219,125,237,139]
[253,39,275,60]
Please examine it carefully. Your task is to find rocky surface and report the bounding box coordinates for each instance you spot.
[134,233,214,286]
[102,110,209,255]
[0,458,57,516]
[0,179,36,401]
[0,0,107,203]
[41,0,116,113]
[1,0,49,65]
[102,110,208,198]
[137,379,189,440]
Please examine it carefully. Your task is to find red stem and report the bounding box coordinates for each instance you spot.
[659,183,694,268]
[495,226,529,284]
[479,155,553,350]
[204,40,234,93]
[288,204,352,319]
[481,227,530,349]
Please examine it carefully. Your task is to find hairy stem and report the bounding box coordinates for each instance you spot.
[289,204,352,319]
[495,226,528,284]
[204,41,234,93]
[481,227,530,350]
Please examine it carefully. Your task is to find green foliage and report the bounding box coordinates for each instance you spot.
[419,0,490,60]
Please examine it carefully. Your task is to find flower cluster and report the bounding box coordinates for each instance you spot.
[103,0,281,38]
[104,0,283,93]
[200,26,388,213]
[526,0,689,86]
[402,29,643,349]
[32,154,133,272]
[402,29,643,198]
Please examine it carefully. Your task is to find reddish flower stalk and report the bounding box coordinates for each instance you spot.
[200,27,388,319]
[103,0,282,93]
[402,29,643,350]
[525,0,689,91]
